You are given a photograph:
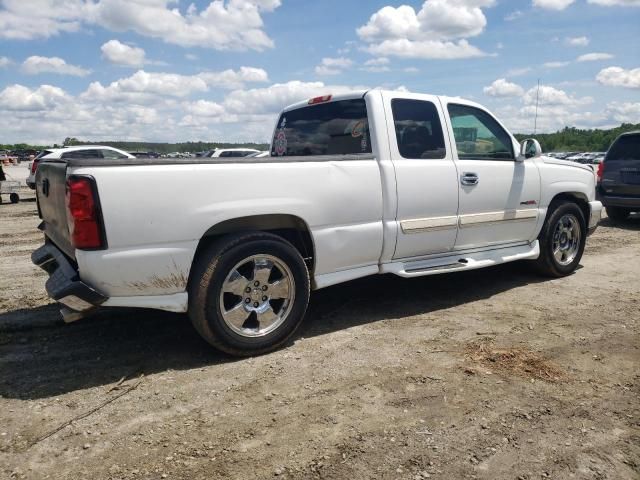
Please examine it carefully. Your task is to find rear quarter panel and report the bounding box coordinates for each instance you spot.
[72,160,384,297]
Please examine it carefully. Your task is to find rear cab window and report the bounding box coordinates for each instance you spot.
[61,149,104,159]
[271,98,372,157]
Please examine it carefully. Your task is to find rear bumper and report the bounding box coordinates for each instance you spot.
[32,243,107,318]
[587,200,603,236]
[599,194,640,210]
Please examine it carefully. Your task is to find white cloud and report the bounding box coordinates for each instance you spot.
[0,84,70,111]
[315,57,353,76]
[596,66,640,88]
[543,61,570,68]
[523,84,593,106]
[506,67,532,77]
[587,0,640,6]
[576,52,614,62]
[505,10,523,20]
[605,102,640,123]
[366,38,487,60]
[357,1,493,60]
[21,56,91,76]
[404,67,420,73]
[101,39,146,67]
[198,67,269,89]
[0,56,11,68]
[483,78,524,97]
[362,57,391,73]
[533,0,576,10]
[0,0,281,51]
[565,36,589,46]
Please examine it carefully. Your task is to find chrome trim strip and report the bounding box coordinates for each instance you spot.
[459,209,537,227]
[401,209,538,234]
[400,216,458,233]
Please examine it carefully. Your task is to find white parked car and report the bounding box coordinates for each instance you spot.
[204,148,261,158]
[26,146,134,189]
[33,90,602,356]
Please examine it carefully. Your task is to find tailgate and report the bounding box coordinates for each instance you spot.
[36,161,75,259]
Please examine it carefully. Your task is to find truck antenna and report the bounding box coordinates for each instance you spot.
[533,78,540,135]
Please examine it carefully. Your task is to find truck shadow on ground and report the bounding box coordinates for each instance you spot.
[598,214,640,231]
[0,262,549,400]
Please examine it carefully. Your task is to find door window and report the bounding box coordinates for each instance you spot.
[391,99,446,159]
[101,149,128,159]
[448,104,514,160]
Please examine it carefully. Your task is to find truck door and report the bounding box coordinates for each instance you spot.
[383,93,460,259]
[442,102,541,250]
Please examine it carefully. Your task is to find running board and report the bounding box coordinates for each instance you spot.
[383,241,540,278]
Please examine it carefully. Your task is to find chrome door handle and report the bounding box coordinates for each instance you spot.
[461,172,479,186]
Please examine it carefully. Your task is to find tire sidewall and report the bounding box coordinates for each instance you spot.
[201,238,309,354]
[541,203,587,276]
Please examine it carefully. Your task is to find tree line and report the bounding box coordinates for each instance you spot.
[513,123,640,152]
[2,123,639,154]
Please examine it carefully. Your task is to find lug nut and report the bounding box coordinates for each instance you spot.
[254,281,260,287]
[253,302,259,307]
[262,296,268,301]
[245,287,251,293]
[245,298,251,303]
[262,285,268,291]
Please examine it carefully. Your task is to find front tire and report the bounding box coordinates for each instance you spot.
[532,202,586,277]
[189,232,310,356]
[605,206,630,223]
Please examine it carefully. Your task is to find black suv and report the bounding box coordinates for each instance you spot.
[597,131,640,222]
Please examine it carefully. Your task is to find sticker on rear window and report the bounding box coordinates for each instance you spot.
[274,130,287,156]
[351,120,365,138]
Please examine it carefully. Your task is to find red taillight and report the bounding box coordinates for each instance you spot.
[31,159,39,175]
[65,176,105,249]
[597,162,605,182]
[308,94,332,105]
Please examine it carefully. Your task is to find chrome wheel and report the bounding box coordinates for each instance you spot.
[552,214,581,266]
[219,254,295,338]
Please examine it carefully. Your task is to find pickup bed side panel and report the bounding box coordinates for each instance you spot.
[72,160,384,297]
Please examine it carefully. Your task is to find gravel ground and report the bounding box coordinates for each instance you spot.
[1,166,638,479]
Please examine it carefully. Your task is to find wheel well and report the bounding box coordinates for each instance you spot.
[193,214,315,273]
[549,192,590,224]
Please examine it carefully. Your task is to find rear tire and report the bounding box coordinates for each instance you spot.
[189,232,310,356]
[605,206,630,223]
[10,193,19,204]
[532,202,586,277]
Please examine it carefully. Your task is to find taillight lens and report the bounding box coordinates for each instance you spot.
[66,176,105,249]
[31,159,39,175]
[597,162,605,182]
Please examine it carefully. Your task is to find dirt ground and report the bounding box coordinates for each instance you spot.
[1,167,639,480]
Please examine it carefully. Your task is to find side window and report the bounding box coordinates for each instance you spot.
[61,149,103,159]
[272,99,372,157]
[447,104,514,160]
[219,151,234,158]
[391,99,446,159]
[101,149,128,159]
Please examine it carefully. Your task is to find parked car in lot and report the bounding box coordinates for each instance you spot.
[597,131,640,222]
[202,148,261,158]
[26,146,134,189]
[33,90,602,356]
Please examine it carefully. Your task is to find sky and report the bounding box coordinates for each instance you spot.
[0,0,639,145]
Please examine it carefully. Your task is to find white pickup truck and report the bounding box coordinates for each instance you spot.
[33,90,602,356]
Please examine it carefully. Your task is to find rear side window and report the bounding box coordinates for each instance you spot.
[448,104,514,160]
[272,99,372,157]
[607,134,640,161]
[391,99,446,159]
[61,149,103,159]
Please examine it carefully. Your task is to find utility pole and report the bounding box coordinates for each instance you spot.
[533,78,540,135]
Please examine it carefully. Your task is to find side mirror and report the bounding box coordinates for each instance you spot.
[519,138,542,160]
